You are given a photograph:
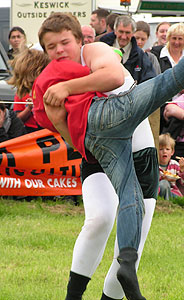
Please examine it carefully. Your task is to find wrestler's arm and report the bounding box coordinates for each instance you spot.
[43,42,125,107]
[44,103,75,148]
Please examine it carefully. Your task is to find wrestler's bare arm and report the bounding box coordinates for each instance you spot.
[43,42,124,107]
[44,103,74,148]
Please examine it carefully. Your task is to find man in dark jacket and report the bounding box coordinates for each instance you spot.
[90,8,109,37]
[100,15,156,84]
[0,103,26,142]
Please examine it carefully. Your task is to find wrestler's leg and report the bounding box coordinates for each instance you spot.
[101,198,156,300]
[65,172,118,300]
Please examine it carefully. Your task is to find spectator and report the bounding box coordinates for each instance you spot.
[95,13,119,42]
[151,22,184,156]
[7,26,27,60]
[106,13,119,33]
[151,23,184,74]
[100,15,156,84]
[153,21,171,47]
[13,93,41,133]
[134,20,150,49]
[0,103,26,142]
[81,25,95,44]
[162,93,184,158]
[90,8,109,36]
[134,20,161,74]
[159,133,184,199]
[7,53,43,133]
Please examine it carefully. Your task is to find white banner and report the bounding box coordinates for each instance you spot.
[11,0,93,46]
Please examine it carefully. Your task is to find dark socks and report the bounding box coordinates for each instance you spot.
[65,271,90,300]
[117,247,146,300]
[100,292,123,300]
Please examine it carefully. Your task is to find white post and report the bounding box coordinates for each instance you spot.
[92,0,96,11]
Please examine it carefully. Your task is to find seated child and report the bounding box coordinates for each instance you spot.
[159,133,184,199]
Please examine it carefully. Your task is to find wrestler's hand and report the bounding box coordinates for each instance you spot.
[43,82,70,107]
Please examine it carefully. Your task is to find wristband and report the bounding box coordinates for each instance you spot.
[114,48,123,58]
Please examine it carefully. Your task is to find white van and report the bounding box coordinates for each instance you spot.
[0,42,16,105]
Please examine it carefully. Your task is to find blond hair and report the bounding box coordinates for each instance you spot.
[159,133,175,151]
[166,22,184,48]
[7,49,50,98]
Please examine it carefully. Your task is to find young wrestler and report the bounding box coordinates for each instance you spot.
[38,13,157,300]
[8,45,156,298]
[37,13,148,300]
[9,47,154,300]
[9,45,184,300]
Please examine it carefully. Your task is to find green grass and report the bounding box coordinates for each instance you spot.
[0,197,183,300]
[168,195,184,207]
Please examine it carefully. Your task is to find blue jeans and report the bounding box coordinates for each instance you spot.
[85,57,184,251]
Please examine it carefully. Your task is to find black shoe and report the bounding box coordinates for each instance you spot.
[117,248,146,300]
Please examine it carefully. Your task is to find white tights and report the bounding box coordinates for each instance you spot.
[71,173,119,277]
[71,171,156,291]
[103,198,156,299]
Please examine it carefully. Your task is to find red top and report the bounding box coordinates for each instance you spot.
[32,59,105,160]
[14,93,38,128]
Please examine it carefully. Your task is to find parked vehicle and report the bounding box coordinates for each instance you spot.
[0,41,16,106]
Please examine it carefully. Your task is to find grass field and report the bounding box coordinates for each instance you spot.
[0,197,183,300]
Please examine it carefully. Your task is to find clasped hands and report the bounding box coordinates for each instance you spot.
[43,82,70,107]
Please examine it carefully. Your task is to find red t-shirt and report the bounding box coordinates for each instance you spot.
[32,59,105,160]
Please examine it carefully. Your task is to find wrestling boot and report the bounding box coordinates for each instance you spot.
[117,247,146,300]
[65,271,90,300]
